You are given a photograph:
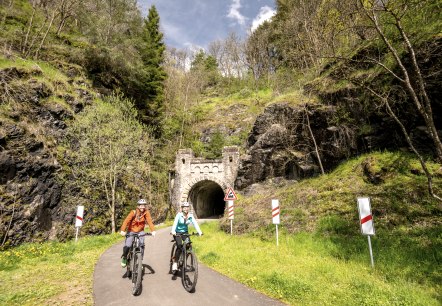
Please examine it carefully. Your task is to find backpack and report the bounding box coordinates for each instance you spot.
[131,209,146,222]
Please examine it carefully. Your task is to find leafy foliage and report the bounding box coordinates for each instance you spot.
[65,94,152,232]
[191,50,220,87]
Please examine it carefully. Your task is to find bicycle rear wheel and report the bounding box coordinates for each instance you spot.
[132,251,143,296]
[181,248,198,292]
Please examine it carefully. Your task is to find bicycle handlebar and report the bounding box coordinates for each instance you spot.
[125,232,153,238]
[172,232,201,236]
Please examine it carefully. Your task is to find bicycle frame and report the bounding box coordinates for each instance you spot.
[170,232,199,292]
[126,233,146,264]
[125,232,152,296]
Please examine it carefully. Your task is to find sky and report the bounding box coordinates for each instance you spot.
[138,0,276,51]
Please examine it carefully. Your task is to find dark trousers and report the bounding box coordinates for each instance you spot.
[174,234,186,261]
[123,231,146,258]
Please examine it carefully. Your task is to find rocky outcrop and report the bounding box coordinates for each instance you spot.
[235,103,358,189]
[234,102,426,190]
[0,66,93,247]
[235,37,442,190]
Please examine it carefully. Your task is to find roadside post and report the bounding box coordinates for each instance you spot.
[357,197,375,268]
[227,201,234,235]
[75,205,84,242]
[224,187,237,235]
[272,199,280,246]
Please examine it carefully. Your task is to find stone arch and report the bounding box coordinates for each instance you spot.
[180,175,228,218]
[171,147,239,219]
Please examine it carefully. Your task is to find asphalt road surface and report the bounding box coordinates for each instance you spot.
[93,227,286,306]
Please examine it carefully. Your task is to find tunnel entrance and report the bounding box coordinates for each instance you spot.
[188,180,225,218]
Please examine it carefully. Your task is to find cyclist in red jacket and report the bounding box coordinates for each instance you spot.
[119,199,156,267]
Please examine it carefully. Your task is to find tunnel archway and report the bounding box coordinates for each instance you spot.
[188,180,225,218]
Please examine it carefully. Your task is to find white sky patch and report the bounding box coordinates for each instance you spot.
[251,6,276,32]
[227,0,247,25]
[161,21,192,49]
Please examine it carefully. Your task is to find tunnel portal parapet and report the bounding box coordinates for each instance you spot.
[170,146,239,217]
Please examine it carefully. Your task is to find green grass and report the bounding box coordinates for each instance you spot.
[194,222,441,305]
[225,151,442,235]
[194,151,441,305]
[0,234,121,305]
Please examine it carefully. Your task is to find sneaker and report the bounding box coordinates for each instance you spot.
[172,262,178,271]
[121,258,127,268]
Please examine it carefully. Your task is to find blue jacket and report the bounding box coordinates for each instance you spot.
[171,212,202,234]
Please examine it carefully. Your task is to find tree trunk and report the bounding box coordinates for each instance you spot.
[35,11,56,59]
[56,17,67,36]
[111,171,117,233]
[22,7,36,54]
[362,84,441,201]
[305,105,325,174]
[25,19,46,58]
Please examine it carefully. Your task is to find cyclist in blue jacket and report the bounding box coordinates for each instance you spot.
[170,201,202,272]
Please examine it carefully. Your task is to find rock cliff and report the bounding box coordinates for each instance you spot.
[0,65,93,246]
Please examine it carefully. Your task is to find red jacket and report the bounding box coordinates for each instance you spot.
[120,209,155,233]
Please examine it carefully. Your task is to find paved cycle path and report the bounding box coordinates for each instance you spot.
[93,227,286,306]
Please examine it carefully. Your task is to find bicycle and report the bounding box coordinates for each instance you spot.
[170,232,199,292]
[126,232,152,296]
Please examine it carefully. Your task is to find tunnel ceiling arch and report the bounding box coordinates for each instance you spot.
[188,180,225,218]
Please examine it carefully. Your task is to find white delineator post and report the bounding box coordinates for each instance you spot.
[75,205,84,242]
[228,200,234,235]
[224,187,237,236]
[357,197,375,268]
[272,199,280,246]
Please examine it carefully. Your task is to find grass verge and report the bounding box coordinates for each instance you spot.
[0,234,121,305]
[194,221,441,305]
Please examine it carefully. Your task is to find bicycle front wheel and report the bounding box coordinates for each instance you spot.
[132,251,143,296]
[170,243,177,275]
[181,248,198,292]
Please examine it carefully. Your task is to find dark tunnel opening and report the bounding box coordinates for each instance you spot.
[188,180,225,218]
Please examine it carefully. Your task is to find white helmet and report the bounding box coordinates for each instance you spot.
[137,199,147,205]
[181,202,190,207]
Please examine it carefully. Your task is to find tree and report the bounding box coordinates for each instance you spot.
[245,21,273,84]
[76,0,142,46]
[353,0,442,199]
[190,49,220,88]
[138,5,167,137]
[314,0,442,199]
[357,0,442,162]
[55,0,80,35]
[67,95,152,232]
[163,48,206,149]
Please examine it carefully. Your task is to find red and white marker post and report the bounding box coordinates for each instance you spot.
[227,200,234,235]
[75,205,84,242]
[224,187,237,235]
[357,197,375,268]
[272,199,280,246]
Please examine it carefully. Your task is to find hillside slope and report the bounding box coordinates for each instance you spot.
[0,57,96,245]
